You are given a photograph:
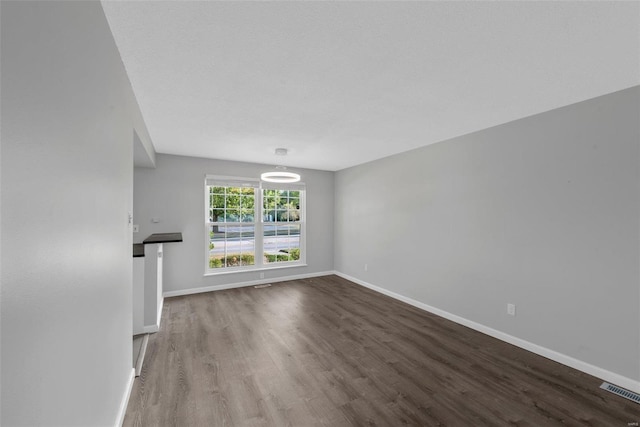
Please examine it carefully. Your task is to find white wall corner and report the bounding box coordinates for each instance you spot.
[157,296,164,329]
[141,297,164,334]
[334,271,640,395]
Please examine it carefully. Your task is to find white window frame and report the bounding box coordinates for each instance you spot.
[204,175,306,275]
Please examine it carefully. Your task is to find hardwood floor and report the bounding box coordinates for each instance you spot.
[124,275,640,426]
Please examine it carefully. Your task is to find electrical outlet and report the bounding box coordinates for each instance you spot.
[364,263,368,271]
[260,272,265,279]
[133,225,139,233]
[507,303,516,316]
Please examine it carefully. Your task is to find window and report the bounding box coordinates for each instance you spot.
[205,176,305,273]
[262,188,301,264]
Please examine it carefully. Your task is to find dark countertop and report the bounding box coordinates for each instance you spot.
[143,232,183,244]
[133,243,145,258]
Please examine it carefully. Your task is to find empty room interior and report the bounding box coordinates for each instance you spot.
[2,1,640,426]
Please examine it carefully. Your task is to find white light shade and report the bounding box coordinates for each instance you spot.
[260,171,301,183]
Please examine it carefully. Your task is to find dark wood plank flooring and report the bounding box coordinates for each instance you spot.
[124,275,640,426]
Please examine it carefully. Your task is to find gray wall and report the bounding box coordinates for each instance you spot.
[134,154,334,293]
[335,87,640,382]
[1,2,152,425]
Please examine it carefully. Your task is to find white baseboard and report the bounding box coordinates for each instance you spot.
[334,271,640,395]
[132,326,145,335]
[115,368,135,427]
[142,324,159,333]
[135,334,150,377]
[163,270,336,298]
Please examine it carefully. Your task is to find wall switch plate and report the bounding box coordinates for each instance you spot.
[507,303,516,316]
[133,225,139,233]
[364,263,368,271]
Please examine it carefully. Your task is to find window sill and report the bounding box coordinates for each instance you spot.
[204,263,308,277]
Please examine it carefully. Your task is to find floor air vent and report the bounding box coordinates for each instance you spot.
[600,382,640,404]
[254,284,272,289]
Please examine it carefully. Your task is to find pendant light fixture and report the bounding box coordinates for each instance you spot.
[261,149,301,183]
[261,167,301,183]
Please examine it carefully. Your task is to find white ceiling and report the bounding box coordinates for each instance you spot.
[102,1,639,172]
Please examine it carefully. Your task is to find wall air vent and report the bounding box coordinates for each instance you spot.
[600,382,640,404]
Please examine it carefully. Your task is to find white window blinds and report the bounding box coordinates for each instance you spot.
[205,176,260,188]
